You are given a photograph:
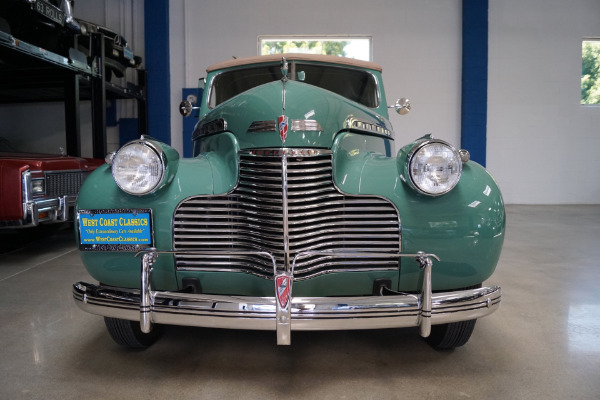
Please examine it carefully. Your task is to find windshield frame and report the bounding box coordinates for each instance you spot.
[206,60,381,110]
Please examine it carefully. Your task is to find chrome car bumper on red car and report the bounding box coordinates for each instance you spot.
[9,168,85,228]
[22,195,77,227]
[72,250,502,345]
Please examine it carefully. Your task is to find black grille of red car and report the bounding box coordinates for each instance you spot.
[45,171,87,197]
[172,150,401,280]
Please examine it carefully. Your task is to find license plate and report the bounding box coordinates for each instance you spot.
[78,209,153,251]
[34,0,65,26]
[123,46,134,60]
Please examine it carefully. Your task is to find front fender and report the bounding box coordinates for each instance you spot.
[333,132,505,291]
[76,134,240,290]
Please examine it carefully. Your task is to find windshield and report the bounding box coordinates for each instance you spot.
[209,62,379,108]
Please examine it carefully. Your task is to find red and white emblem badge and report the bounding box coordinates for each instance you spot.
[276,275,290,309]
[278,115,288,144]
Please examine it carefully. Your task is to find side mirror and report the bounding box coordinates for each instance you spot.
[180,87,202,117]
[390,98,411,115]
[179,93,199,117]
[179,100,194,117]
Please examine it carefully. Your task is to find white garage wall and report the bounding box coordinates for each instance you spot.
[488,0,600,204]
[168,0,463,155]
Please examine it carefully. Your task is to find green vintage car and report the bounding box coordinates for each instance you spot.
[73,54,504,350]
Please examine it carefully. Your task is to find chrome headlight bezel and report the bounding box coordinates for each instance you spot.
[406,139,463,196]
[111,140,166,196]
[31,178,45,195]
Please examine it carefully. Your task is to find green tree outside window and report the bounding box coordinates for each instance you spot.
[261,40,348,56]
[582,40,600,105]
[259,36,371,61]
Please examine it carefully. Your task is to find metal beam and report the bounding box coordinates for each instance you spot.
[461,0,489,167]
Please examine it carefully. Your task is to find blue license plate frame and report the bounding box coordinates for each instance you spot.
[78,209,153,251]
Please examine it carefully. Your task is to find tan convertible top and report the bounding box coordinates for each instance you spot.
[206,53,382,73]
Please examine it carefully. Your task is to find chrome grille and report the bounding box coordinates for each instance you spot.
[173,149,400,280]
[45,171,88,197]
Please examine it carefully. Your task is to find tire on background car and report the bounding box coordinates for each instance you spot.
[104,317,162,349]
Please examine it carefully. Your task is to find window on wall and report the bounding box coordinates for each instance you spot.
[582,39,600,105]
[258,36,372,61]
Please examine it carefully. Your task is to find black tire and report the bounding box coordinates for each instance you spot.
[426,319,477,350]
[104,317,162,349]
[426,283,482,350]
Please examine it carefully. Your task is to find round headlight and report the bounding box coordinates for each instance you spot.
[112,141,165,195]
[408,141,462,196]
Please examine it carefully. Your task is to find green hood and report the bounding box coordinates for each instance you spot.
[193,80,393,151]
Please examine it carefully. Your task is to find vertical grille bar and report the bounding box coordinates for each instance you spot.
[281,153,290,271]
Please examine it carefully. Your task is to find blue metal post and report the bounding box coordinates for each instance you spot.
[461,0,488,166]
[144,0,170,144]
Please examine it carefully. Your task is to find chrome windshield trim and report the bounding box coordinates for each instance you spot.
[207,60,381,110]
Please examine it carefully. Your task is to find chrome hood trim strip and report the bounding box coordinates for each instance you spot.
[248,119,323,133]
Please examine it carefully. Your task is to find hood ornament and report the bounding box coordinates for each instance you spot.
[279,56,289,145]
[280,57,289,81]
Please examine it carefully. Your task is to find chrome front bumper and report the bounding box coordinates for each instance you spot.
[22,195,76,226]
[1,195,77,228]
[73,250,501,345]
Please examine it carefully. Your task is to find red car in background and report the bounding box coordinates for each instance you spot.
[0,138,103,228]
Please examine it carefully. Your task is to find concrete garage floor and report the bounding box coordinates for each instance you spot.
[0,205,599,399]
